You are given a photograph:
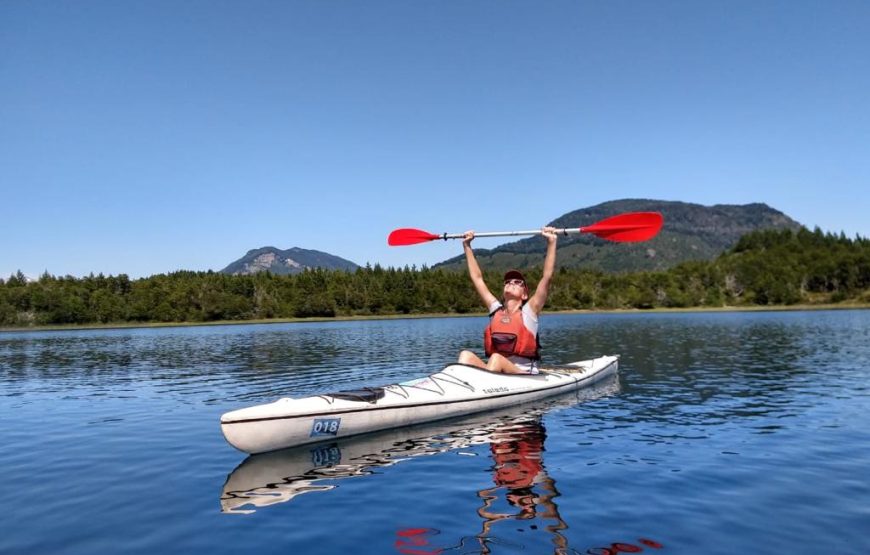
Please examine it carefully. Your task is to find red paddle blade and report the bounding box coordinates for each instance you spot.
[580,212,664,242]
[388,228,442,246]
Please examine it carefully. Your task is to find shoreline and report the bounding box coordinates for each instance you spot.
[1,302,868,333]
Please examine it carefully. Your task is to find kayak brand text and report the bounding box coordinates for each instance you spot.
[482,387,509,394]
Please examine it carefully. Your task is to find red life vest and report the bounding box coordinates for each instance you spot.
[484,304,540,360]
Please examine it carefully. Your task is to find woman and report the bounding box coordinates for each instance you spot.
[458,226,558,374]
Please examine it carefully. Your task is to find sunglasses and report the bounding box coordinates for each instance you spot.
[504,279,525,286]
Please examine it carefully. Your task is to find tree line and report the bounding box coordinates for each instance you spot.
[2,227,868,327]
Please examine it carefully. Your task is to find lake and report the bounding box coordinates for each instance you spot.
[1,310,868,554]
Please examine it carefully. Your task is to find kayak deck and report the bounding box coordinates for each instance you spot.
[221,355,619,454]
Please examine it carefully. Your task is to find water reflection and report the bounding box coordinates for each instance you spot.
[474,419,569,554]
[464,418,662,555]
[220,378,620,515]
[221,420,488,514]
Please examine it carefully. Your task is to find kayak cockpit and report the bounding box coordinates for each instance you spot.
[320,387,386,404]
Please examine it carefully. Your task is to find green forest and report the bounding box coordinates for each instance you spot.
[2,228,868,328]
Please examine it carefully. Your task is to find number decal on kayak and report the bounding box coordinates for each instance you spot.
[310,418,341,437]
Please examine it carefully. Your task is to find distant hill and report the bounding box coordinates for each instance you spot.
[221,247,359,276]
[435,199,802,272]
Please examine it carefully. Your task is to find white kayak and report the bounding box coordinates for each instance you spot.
[220,355,619,454]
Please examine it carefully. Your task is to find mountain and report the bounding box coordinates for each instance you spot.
[221,247,359,276]
[434,199,802,273]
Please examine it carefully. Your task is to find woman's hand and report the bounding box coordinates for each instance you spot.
[541,226,558,244]
[528,226,559,314]
[462,230,475,248]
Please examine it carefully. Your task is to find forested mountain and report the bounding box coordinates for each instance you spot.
[435,199,802,272]
[2,227,867,327]
[221,246,359,275]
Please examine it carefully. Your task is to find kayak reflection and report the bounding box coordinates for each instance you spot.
[220,375,619,515]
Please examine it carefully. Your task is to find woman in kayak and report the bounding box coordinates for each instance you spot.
[458,226,558,374]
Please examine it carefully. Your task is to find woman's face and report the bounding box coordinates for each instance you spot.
[504,279,528,300]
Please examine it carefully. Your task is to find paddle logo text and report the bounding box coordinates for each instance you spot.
[310,418,342,437]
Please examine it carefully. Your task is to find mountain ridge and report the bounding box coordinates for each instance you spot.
[434,199,802,272]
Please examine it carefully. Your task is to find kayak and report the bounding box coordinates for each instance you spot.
[220,354,619,454]
[221,376,620,513]
[221,355,619,454]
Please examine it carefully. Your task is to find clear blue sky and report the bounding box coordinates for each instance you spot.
[2,1,868,279]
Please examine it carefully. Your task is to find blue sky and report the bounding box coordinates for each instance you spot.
[2,1,868,279]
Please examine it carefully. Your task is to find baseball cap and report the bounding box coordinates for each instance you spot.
[503,269,526,283]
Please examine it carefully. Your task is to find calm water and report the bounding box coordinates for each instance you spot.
[1,310,868,554]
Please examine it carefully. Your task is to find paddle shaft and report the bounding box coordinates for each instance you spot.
[436,225,630,241]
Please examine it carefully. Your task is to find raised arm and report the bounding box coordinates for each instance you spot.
[463,231,498,308]
[527,226,558,314]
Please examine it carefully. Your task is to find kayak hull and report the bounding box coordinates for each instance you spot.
[221,355,618,454]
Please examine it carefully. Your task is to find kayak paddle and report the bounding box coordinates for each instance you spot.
[388,211,664,246]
